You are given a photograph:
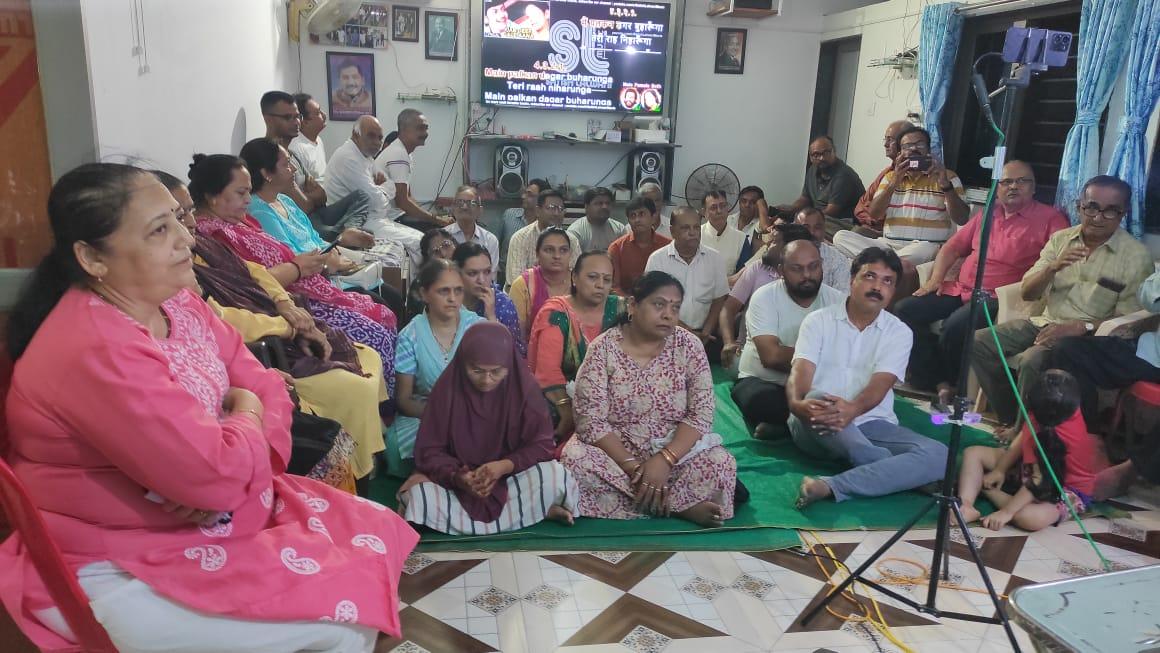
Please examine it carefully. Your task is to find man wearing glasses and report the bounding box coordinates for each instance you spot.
[834,126,969,265]
[972,175,1154,444]
[893,161,1068,406]
[446,185,500,265]
[853,119,912,236]
[777,135,865,240]
[504,189,581,285]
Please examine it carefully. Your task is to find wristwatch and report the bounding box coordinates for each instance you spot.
[1083,322,1095,334]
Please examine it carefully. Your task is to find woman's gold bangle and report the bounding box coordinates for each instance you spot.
[554,397,572,406]
[659,447,678,466]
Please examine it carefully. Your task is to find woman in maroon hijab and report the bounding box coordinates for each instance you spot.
[400,322,578,534]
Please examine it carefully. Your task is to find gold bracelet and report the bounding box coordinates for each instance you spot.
[659,447,678,466]
[554,397,572,406]
[237,408,262,423]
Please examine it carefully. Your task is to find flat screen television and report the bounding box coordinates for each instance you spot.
[481,0,672,113]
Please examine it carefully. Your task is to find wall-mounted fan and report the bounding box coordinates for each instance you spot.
[684,163,740,211]
[300,0,363,36]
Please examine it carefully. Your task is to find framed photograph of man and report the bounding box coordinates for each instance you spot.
[714,28,747,75]
[425,11,459,61]
[392,5,419,42]
[326,52,375,121]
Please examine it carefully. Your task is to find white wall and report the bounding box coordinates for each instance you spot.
[296,0,826,205]
[76,0,295,178]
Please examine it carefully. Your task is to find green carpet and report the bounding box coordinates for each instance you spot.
[370,367,1000,552]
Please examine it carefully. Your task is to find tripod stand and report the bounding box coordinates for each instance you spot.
[798,53,1045,652]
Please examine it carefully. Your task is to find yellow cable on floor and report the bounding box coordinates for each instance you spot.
[802,530,915,653]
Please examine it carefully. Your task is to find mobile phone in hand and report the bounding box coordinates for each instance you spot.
[320,240,341,254]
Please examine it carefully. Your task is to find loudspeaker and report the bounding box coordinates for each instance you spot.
[629,148,665,193]
[495,144,528,199]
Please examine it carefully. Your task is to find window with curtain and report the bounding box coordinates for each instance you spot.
[941,3,1093,205]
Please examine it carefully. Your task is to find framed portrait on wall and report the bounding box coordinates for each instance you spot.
[714,28,747,75]
[325,52,375,121]
[425,11,458,61]
[392,5,419,42]
[313,2,390,50]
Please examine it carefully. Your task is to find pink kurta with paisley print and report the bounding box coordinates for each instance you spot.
[0,289,418,650]
[560,327,737,519]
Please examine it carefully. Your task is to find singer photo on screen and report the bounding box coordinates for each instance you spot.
[480,0,671,112]
[326,52,375,121]
[715,28,746,75]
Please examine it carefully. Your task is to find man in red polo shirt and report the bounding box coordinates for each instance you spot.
[608,196,670,295]
[894,160,1069,402]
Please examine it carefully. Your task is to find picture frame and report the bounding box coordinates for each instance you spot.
[714,28,747,75]
[392,5,419,42]
[314,2,390,50]
[325,51,376,121]
[425,11,459,61]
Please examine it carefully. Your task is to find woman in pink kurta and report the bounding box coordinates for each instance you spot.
[0,163,418,652]
[560,271,737,527]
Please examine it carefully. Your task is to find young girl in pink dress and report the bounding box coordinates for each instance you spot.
[0,163,418,652]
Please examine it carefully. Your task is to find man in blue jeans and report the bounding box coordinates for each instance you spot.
[787,247,947,508]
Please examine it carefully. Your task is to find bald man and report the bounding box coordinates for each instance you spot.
[778,135,865,239]
[893,161,1069,401]
[324,115,425,265]
[853,120,912,235]
[732,239,846,438]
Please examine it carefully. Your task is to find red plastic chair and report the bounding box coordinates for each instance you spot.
[1109,381,1160,450]
[0,356,118,652]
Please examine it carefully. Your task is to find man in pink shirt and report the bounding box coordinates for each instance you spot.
[894,161,1069,400]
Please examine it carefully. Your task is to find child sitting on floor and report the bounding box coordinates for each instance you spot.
[957,369,1106,531]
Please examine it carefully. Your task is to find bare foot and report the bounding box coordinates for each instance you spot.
[994,423,1021,444]
[960,503,981,524]
[795,476,833,510]
[1093,461,1137,501]
[935,383,955,408]
[546,504,574,526]
[677,501,725,528]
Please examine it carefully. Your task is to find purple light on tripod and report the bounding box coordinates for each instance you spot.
[931,412,982,426]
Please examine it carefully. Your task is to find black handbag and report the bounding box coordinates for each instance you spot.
[287,409,342,476]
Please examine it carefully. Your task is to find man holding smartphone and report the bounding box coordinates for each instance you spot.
[833,126,970,265]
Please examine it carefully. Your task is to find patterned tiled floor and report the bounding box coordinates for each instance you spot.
[372,485,1160,652]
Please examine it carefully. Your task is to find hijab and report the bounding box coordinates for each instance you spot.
[414,322,554,522]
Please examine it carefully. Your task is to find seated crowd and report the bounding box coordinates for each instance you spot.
[1,93,1158,653]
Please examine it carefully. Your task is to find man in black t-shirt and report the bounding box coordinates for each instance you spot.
[778,135,865,240]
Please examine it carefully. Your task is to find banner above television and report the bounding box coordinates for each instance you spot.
[481,0,672,113]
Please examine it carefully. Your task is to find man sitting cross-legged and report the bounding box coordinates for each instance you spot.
[732,239,846,440]
[787,247,947,507]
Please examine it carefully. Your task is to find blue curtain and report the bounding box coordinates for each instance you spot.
[1055,0,1138,223]
[918,3,965,159]
[1105,0,1160,238]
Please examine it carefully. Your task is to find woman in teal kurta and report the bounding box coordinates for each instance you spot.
[385,260,485,475]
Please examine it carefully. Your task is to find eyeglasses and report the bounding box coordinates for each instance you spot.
[453,199,483,208]
[1077,202,1125,221]
[997,177,1034,187]
[541,205,565,213]
[263,112,301,122]
[899,141,929,153]
[176,206,195,221]
[808,149,834,159]
[435,240,456,250]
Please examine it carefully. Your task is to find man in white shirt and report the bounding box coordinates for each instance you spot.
[498,178,547,279]
[732,240,845,439]
[568,187,628,252]
[324,115,425,265]
[729,185,765,268]
[445,185,500,265]
[645,207,730,359]
[374,108,450,233]
[795,207,852,293]
[639,182,672,237]
[506,189,582,285]
[700,190,746,275]
[787,247,947,507]
[287,92,371,242]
